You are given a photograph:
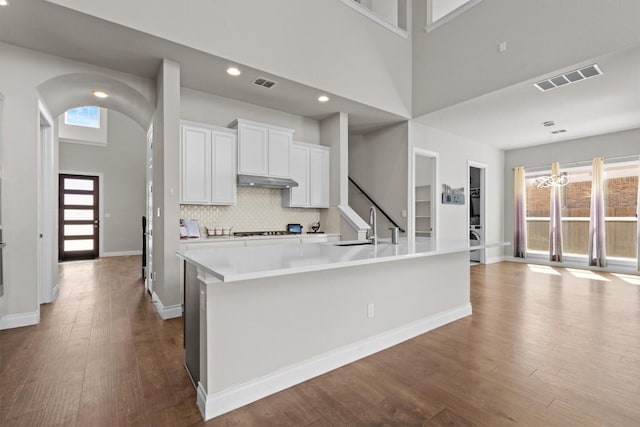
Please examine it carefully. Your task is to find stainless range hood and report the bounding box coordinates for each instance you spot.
[237,174,299,189]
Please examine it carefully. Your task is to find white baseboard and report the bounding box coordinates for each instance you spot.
[197,303,472,421]
[0,310,40,330]
[504,256,639,275]
[51,283,60,302]
[102,250,143,257]
[151,291,182,320]
[485,255,504,264]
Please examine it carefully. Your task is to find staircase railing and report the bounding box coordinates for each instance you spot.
[348,176,405,233]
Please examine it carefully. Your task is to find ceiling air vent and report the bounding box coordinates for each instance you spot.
[534,64,602,92]
[252,77,277,89]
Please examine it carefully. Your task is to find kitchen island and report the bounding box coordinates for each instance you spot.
[178,237,507,421]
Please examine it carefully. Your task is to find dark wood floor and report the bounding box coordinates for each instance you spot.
[1,258,639,426]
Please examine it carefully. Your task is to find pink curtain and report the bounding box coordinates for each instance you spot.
[588,157,607,267]
[549,162,563,262]
[513,166,527,258]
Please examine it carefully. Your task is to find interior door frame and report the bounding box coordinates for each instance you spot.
[59,170,104,258]
[467,160,487,264]
[410,147,439,240]
[145,124,153,295]
[37,101,58,304]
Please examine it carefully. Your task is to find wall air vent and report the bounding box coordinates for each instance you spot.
[534,64,603,92]
[252,77,277,89]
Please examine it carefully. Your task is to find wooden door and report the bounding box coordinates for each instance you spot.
[58,174,99,261]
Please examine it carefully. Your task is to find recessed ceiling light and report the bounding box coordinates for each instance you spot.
[0,0,9,6]
[92,90,109,99]
[226,67,241,76]
[318,95,330,103]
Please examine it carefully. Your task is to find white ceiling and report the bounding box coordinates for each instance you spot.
[0,0,407,132]
[414,45,640,150]
[1,1,638,144]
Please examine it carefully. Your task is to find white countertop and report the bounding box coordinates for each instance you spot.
[179,232,340,245]
[177,237,510,283]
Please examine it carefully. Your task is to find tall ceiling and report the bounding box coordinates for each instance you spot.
[0,0,407,132]
[414,45,640,150]
[0,0,638,145]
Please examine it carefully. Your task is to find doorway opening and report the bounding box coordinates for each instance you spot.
[38,104,57,304]
[468,161,487,264]
[58,173,100,261]
[412,148,438,239]
[145,125,153,295]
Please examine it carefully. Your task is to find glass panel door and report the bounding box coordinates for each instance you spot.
[58,174,99,260]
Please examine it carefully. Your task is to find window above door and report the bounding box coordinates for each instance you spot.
[59,106,108,146]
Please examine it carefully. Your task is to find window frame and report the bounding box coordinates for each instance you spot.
[425,0,483,33]
[523,160,639,267]
[58,107,108,147]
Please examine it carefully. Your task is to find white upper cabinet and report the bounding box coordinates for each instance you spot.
[237,122,269,176]
[288,144,310,207]
[268,129,293,178]
[283,142,330,208]
[232,119,294,178]
[309,147,330,207]
[181,124,211,204]
[180,121,237,205]
[211,131,237,205]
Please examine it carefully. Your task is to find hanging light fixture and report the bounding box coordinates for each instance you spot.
[536,124,569,188]
[536,174,568,188]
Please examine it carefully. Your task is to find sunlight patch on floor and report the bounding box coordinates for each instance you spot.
[566,268,610,282]
[527,264,561,275]
[612,273,640,286]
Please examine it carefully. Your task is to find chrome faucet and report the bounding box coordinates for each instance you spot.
[367,206,378,245]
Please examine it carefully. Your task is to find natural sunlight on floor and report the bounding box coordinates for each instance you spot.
[612,273,640,286]
[527,264,561,275]
[566,268,610,282]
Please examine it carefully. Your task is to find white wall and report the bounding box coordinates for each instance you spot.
[349,123,409,236]
[413,0,640,116]
[181,88,320,143]
[152,59,182,312]
[47,0,412,118]
[59,110,146,255]
[410,121,505,261]
[0,42,153,322]
[503,127,640,256]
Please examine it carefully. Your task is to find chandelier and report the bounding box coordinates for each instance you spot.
[536,174,568,188]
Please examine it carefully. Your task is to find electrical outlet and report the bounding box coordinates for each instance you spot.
[401,209,407,218]
[367,303,374,318]
[499,41,507,53]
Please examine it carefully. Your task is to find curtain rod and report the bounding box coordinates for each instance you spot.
[513,154,640,171]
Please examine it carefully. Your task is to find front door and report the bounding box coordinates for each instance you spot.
[58,174,99,261]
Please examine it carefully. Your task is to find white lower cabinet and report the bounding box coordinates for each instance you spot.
[284,142,330,208]
[180,121,237,205]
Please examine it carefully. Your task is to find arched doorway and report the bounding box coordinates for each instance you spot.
[36,73,155,304]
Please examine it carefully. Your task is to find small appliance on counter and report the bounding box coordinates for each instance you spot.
[287,224,303,234]
[310,222,321,233]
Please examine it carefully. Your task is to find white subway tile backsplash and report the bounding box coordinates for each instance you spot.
[180,187,321,233]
